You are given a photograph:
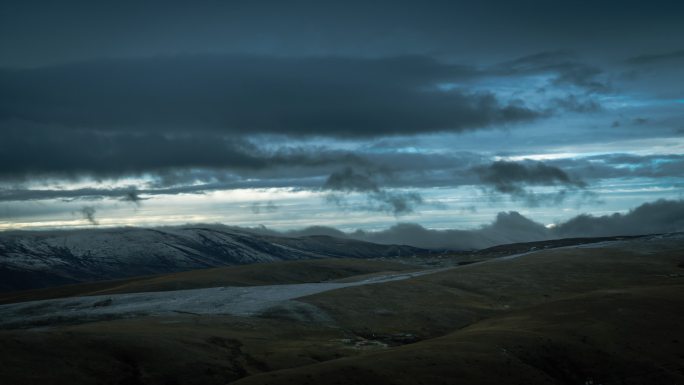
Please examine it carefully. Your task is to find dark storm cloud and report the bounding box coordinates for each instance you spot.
[144,150,485,190]
[0,149,468,203]
[0,187,142,202]
[0,126,370,179]
[474,161,586,192]
[364,191,424,216]
[0,127,261,178]
[323,168,380,193]
[352,199,684,248]
[554,199,684,238]
[2,0,683,67]
[0,49,669,182]
[322,168,424,215]
[0,151,475,204]
[472,160,587,205]
[3,152,680,204]
[0,148,487,196]
[495,51,609,93]
[0,0,681,230]
[120,190,145,205]
[1,188,91,202]
[350,211,550,249]
[0,179,323,203]
[79,206,98,225]
[0,55,538,139]
[246,199,684,249]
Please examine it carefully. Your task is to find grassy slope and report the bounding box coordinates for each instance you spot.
[0,237,683,385]
[231,240,684,384]
[0,315,368,385]
[236,285,684,385]
[295,243,684,336]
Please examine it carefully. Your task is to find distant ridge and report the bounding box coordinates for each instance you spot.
[0,226,425,292]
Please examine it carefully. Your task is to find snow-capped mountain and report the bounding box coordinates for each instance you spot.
[0,226,425,291]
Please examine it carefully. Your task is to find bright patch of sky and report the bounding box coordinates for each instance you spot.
[2,176,682,232]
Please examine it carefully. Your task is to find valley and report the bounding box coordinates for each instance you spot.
[0,233,683,384]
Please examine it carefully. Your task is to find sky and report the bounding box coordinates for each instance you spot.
[1,0,683,236]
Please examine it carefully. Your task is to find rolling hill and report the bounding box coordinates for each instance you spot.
[0,226,425,292]
[0,233,682,384]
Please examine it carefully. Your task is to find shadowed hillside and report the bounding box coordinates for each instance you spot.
[0,234,682,384]
[0,226,425,292]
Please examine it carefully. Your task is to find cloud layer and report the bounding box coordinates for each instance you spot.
[322,167,425,215]
[0,55,539,139]
[249,199,684,250]
[473,160,589,205]
[0,0,682,229]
